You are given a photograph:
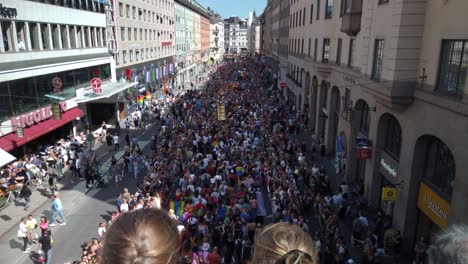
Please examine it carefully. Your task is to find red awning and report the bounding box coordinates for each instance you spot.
[0,107,84,151]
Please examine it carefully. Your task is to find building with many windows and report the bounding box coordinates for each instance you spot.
[0,0,131,155]
[208,13,224,64]
[262,0,468,251]
[174,0,210,88]
[224,16,248,54]
[114,0,175,102]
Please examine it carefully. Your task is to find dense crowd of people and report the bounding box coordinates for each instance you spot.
[73,57,368,264]
[16,56,432,264]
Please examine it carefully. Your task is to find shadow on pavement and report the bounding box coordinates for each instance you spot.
[9,238,23,250]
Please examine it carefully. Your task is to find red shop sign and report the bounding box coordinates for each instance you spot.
[357,146,372,160]
[11,102,69,128]
[90,78,102,94]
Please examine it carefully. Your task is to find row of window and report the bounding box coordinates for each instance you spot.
[225,37,247,41]
[28,0,105,14]
[1,20,106,53]
[290,37,467,98]
[118,3,173,25]
[288,37,355,68]
[290,0,390,29]
[175,30,195,39]
[116,46,174,65]
[290,0,333,29]
[119,27,172,43]
[176,43,195,53]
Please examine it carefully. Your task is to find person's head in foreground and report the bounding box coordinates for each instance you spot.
[252,222,317,264]
[428,224,468,264]
[101,208,180,264]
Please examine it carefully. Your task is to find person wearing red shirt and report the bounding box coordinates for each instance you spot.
[207,246,221,264]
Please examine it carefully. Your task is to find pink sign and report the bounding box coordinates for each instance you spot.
[11,102,69,128]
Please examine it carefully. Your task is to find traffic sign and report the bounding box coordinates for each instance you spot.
[280,82,287,89]
[91,78,102,93]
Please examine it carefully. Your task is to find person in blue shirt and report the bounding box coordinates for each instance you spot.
[49,193,66,226]
[216,203,226,221]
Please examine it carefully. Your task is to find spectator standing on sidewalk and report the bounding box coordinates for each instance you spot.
[17,217,30,252]
[125,118,131,130]
[18,184,32,210]
[125,133,130,147]
[105,133,113,148]
[39,230,53,264]
[50,192,66,226]
[26,214,38,244]
[84,164,95,189]
[86,130,94,149]
[101,121,108,138]
[75,156,82,179]
[115,121,121,135]
[113,134,120,151]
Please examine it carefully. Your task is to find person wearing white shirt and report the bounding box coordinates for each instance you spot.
[120,199,129,212]
[17,35,26,51]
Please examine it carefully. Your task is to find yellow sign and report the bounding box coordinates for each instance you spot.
[381,187,397,201]
[417,183,450,229]
[217,103,226,121]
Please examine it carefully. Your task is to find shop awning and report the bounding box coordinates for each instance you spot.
[75,81,138,104]
[0,107,84,151]
[0,148,16,168]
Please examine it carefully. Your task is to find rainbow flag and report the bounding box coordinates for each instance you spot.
[137,95,144,105]
[145,91,151,100]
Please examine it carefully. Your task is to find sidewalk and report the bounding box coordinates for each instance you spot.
[0,121,160,239]
[295,127,412,263]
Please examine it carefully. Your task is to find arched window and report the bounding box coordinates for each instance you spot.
[357,101,370,135]
[384,115,401,160]
[423,137,455,200]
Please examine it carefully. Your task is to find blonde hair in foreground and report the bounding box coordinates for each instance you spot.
[101,208,180,264]
[252,222,317,264]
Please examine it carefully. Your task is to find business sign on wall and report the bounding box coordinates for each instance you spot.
[0,4,17,18]
[379,152,399,180]
[417,182,450,228]
[10,102,70,128]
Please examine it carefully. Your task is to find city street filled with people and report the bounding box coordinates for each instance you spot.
[0,55,454,264]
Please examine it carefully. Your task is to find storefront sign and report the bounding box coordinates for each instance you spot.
[381,187,397,201]
[52,77,63,91]
[10,103,69,128]
[417,183,450,228]
[357,146,372,160]
[0,4,17,18]
[90,78,102,93]
[161,41,172,46]
[379,152,399,179]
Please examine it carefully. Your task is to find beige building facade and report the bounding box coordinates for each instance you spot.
[280,0,468,251]
[114,0,175,86]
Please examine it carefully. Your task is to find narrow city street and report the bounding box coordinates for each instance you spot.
[1,1,468,264]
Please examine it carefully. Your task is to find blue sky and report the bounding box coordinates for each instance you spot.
[197,0,267,19]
